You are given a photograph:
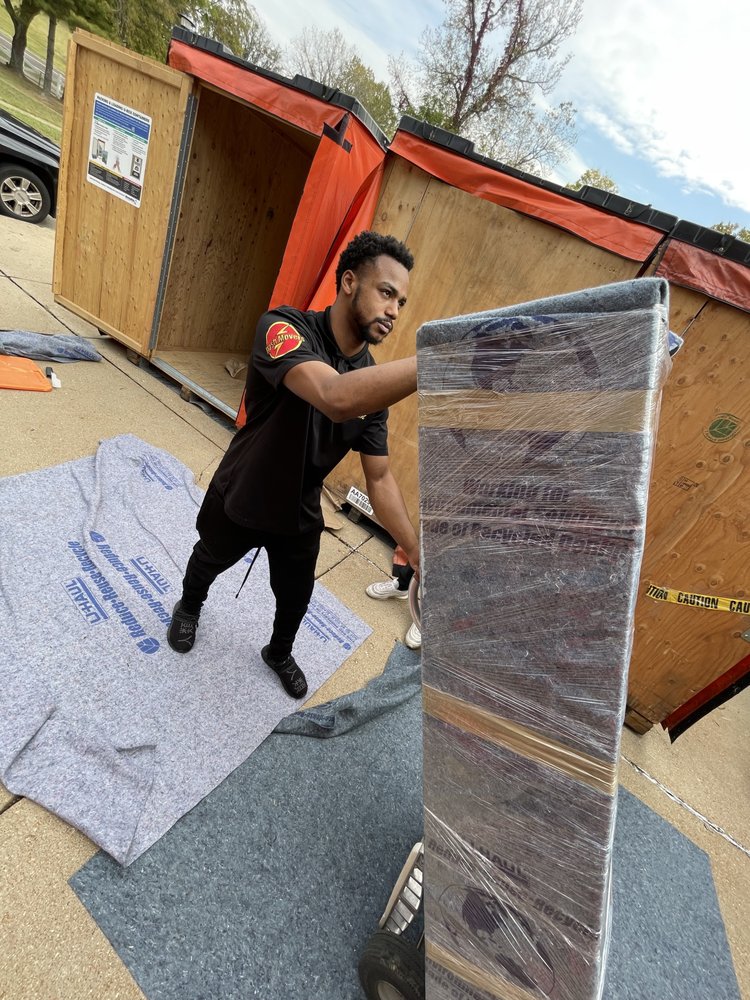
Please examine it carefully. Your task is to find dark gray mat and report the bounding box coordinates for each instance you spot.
[72,643,424,1000]
[71,643,739,1000]
[604,789,740,999]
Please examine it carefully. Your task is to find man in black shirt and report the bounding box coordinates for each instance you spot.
[167,232,419,699]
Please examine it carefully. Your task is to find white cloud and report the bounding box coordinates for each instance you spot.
[251,0,749,218]
[580,109,635,156]
[547,146,588,187]
[252,0,442,79]
[557,0,750,214]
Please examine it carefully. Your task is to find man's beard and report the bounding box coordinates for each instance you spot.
[353,290,389,345]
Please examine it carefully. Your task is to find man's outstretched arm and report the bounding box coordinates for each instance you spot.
[283,357,417,423]
[360,453,420,577]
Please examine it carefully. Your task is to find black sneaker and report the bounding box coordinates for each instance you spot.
[167,601,200,653]
[261,645,308,699]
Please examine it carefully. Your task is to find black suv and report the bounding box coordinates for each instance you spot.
[0,107,60,224]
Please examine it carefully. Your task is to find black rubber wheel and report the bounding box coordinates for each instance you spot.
[358,930,425,1000]
[0,164,51,223]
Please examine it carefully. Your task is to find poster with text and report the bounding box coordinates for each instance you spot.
[87,93,151,208]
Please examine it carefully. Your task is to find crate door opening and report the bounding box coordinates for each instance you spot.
[154,84,319,414]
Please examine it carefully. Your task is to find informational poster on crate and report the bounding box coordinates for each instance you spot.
[86,93,151,208]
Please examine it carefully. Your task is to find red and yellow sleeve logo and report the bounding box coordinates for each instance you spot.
[265,321,304,360]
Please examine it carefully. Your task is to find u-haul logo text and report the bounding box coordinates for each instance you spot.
[62,577,109,625]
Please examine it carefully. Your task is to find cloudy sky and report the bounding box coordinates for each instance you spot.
[253,0,749,232]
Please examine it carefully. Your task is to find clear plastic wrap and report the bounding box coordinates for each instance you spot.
[417,278,671,1000]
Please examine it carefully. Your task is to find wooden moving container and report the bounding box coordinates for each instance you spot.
[626,224,750,733]
[323,122,749,735]
[54,29,386,417]
[326,120,676,532]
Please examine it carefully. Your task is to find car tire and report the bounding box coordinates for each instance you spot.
[0,164,52,224]
[358,930,425,1000]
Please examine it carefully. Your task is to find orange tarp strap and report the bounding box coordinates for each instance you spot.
[270,116,385,310]
[389,130,664,262]
[307,159,385,312]
[0,355,52,391]
[655,240,750,314]
[169,39,368,136]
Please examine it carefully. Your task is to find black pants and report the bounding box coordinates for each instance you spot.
[181,485,321,660]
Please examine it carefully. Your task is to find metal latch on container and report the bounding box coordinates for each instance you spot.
[742,628,750,644]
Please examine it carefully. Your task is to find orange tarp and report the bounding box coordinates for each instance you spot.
[389,130,665,262]
[169,39,376,138]
[655,240,750,314]
[270,118,385,311]
[0,355,51,391]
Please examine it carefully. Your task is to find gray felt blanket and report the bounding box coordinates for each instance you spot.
[0,330,101,362]
[0,435,370,864]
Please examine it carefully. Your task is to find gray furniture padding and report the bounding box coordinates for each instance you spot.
[0,435,370,864]
[417,279,670,999]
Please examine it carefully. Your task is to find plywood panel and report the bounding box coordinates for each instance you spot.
[629,298,750,722]
[54,32,190,353]
[153,348,246,413]
[371,157,432,241]
[156,85,314,355]
[328,176,641,525]
[662,285,709,335]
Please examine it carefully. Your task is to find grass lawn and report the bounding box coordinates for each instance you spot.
[0,9,72,71]
[0,63,62,143]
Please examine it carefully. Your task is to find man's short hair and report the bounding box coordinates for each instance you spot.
[335,231,414,292]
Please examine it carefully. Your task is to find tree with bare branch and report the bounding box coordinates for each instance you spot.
[390,0,582,172]
[286,25,397,135]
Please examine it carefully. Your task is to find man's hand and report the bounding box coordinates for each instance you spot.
[406,546,420,581]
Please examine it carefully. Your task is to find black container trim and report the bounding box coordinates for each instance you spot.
[396,115,678,234]
[170,26,388,148]
[668,220,750,267]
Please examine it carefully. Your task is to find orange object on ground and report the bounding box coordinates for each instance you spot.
[0,355,52,391]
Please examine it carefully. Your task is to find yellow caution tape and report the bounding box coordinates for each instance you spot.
[646,584,750,614]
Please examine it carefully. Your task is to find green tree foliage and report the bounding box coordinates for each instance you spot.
[711,222,750,243]
[338,56,397,136]
[390,0,583,172]
[286,25,397,136]
[110,0,279,66]
[566,168,618,193]
[185,0,280,69]
[113,0,179,60]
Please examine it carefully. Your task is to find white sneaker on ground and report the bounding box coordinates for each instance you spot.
[405,622,421,650]
[365,578,409,600]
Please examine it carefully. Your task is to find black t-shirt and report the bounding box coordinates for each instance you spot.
[211,306,388,534]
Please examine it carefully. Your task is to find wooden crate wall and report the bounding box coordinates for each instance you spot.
[628,289,750,729]
[54,32,192,353]
[156,84,317,357]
